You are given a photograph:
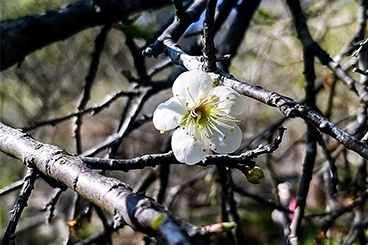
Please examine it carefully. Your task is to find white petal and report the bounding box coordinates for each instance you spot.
[212,86,245,115]
[172,70,214,105]
[153,97,186,131]
[210,124,242,153]
[171,128,208,165]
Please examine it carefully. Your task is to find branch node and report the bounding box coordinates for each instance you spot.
[142,40,164,58]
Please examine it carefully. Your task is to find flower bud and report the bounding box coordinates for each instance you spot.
[245,166,265,184]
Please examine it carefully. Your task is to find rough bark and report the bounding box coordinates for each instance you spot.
[0,122,208,244]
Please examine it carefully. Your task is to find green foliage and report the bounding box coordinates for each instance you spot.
[0,0,71,19]
[118,15,156,41]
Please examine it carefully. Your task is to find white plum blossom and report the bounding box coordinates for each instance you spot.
[153,70,245,165]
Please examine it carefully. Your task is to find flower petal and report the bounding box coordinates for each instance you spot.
[171,128,208,165]
[212,86,245,115]
[210,124,242,153]
[153,97,186,131]
[172,70,214,106]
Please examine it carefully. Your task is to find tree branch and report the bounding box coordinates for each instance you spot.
[285,0,367,102]
[1,167,38,245]
[202,0,218,71]
[145,42,368,160]
[75,24,112,153]
[22,91,138,131]
[83,127,285,173]
[217,0,261,70]
[289,43,318,245]
[0,0,171,70]
[0,122,211,244]
[143,0,207,58]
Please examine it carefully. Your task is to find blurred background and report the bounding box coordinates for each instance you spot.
[0,0,365,244]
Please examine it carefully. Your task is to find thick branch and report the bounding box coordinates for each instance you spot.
[0,0,170,70]
[0,122,210,244]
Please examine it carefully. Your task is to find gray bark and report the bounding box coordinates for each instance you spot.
[0,122,204,244]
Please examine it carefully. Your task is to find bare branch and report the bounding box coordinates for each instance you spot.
[0,122,212,244]
[1,167,38,245]
[143,0,207,58]
[22,91,138,131]
[0,180,24,197]
[288,42,318,245]
[83,127,285,172]
[202,0,218,71]
[285,0,367,102]
[75,24,112,153]
[217,0,261,70]
[0,0,171,70]
[148,42,368,159]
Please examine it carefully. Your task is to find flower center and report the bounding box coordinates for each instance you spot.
[179,100,210,133]
[190,103,210,126]
[178,87,240,145]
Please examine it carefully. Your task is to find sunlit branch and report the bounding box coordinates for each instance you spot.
[144,41,368,159]
[0,122,213,245]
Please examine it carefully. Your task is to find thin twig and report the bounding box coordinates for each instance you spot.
[233,184,291,213]
[316,136,338,196]
[43,188,63,223]
[288,41,318,245]
[1,166,38,245]
[202,0,218,71]
[75,24,112,153]
[83,127,285,172]
[217,166,236,244]
[23,91,137,131]
[142,0,207,58]
[164,168,214,209]
[0,180,24,197]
